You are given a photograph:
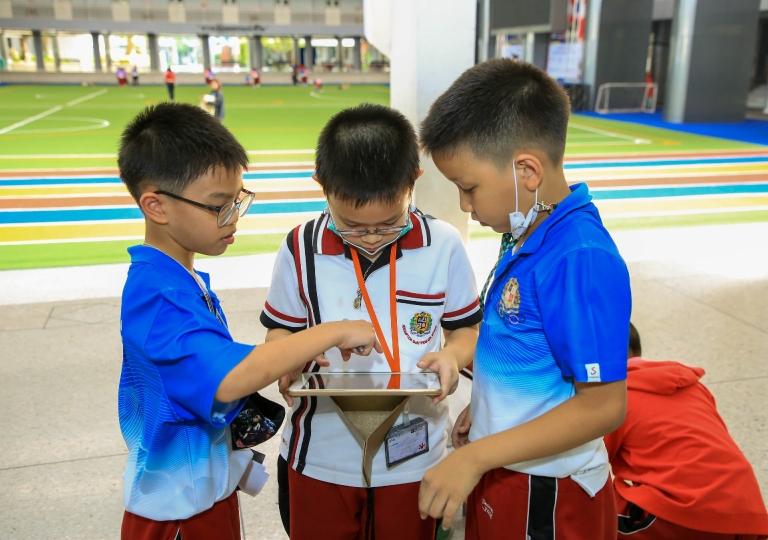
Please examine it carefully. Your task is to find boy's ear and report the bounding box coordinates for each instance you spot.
[414,168,425,181]
[514,153,544,193]
[312,174,329,199]
[140,190,170,225]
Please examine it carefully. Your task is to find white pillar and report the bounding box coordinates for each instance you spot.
[524,32,535,63]
[478,0,490,62]
[389,0,476,240]
[763,88,768,115]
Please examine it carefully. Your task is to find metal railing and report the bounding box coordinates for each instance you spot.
[11,3,55,18]
[185,8,222,24]
[71,5,113,21]
[128,6,169,22]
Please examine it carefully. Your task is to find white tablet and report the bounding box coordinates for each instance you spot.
[287,372,442,397]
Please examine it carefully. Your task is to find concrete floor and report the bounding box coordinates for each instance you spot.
[1,223,767,539]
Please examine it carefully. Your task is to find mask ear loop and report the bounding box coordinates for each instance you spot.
[517,162,540,212]
[513,161,519,214]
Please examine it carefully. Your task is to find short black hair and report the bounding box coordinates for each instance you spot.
[420,58,571,168]
[118,102,249,203]
[315,103,419,207]
[629,322,642,358]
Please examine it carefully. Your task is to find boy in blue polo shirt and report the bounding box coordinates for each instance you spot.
[116,102,380,540]
[417,59,631,539]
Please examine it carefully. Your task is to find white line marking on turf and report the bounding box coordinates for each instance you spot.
[65,89,108,107]
[567,140,652,147]
[0,151,314,160]
[247,149,315,155]
[0,88,108,136]
[12,117,110,135]
[0,153,116,159]
[569,122,652,144]
[0,106,63,135]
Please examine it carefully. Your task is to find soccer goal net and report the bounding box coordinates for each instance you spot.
[595,83,658,114]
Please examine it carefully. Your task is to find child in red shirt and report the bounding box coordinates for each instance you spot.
[607,324,768,539]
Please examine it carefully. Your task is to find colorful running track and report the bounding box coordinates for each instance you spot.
[1,149,767,269]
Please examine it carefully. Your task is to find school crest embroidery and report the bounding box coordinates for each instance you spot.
[497,277,525,324]
[409,312,433,337]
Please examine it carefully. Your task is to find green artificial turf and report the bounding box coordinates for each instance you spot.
[0,233,287,271]
[0,84,761,172]
[1,83,765,271]
[0,84,389,170]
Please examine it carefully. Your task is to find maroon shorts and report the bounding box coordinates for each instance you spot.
[465,468,615,540]
[616,491,766,540]
[288,466,435,540]
[120,490,240,540]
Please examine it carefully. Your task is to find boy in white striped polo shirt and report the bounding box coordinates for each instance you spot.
[260,104,482,540]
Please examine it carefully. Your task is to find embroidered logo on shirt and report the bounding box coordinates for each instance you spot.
[409,311,433,336]
[481,498,493,519]
[586,363,601,382]
[497,277,525,324]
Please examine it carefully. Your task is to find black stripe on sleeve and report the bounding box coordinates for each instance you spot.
[527,475,557,540]
[259,311,303,333]
[441,308,483,330]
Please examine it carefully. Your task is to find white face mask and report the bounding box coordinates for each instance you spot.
[508,163,539,241]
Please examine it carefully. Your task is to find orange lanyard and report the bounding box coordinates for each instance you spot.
[350,245,400,376]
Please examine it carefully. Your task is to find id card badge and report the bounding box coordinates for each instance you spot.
[384,417,429,468]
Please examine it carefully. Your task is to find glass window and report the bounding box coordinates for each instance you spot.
[361,39,389,72]
[261,37,294,72]
[159,35,204,73]
[4,31,36,72]
[56,33,98,72]
[209,36,249,72]
[107,35,151,74]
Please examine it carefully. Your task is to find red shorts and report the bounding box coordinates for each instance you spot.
[288,466,436,540]
[465,468,615,540]
[120,490,241,540]
[616,491,766,540]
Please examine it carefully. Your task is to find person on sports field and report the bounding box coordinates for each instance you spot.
[164,68,176,101]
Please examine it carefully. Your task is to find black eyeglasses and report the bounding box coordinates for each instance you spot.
[154,189,255,227]
[326,205,412,237]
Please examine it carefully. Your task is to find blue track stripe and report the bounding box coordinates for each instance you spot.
[0,177,123,186]
[2,184,766,225]
[0,170,315,187]
[244,171,314,180]
[3,156,767,186]
[0,200,327,225]
[591,183,768,200]
[565,156,768,169]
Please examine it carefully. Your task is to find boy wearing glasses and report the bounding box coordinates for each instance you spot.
[259,104,482,540]
[117,103,381,540]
